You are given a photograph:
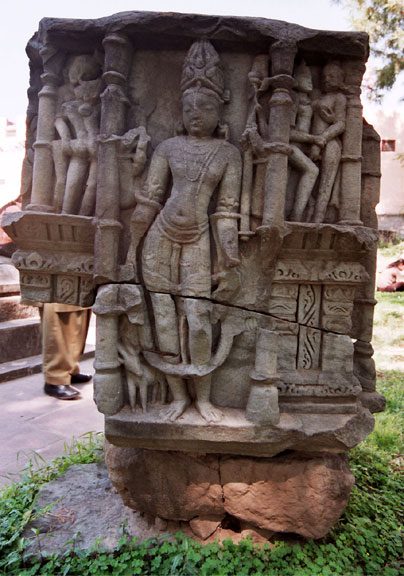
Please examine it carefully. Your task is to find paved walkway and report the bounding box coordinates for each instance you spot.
[0,336,104,487]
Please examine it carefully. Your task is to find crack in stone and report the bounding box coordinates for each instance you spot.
[145,287,357,339]
[218,455,225,506]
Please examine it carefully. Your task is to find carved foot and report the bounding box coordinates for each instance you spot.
[195,401,223,423]
[161,399,190,422]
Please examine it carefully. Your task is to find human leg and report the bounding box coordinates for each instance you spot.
[41,303,81,399]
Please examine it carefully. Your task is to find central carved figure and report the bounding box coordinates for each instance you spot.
[126,40,242,422]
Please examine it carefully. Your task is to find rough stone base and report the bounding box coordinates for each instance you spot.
[105,442,354,539]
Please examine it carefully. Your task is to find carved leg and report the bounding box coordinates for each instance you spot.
[161,375,190,421]
[62,156,88,214]
[80,159,97,215]
[183,299,223,423]
[289,146,319,222]
[52,141,69,213]
[313,140,341,223]
[184,298,212,365]
[151,293,191,420]
[195,374,223,423]
[126,371,139,411]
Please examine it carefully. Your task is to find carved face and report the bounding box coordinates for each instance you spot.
[182,91,221,138]
[322,63,343,93]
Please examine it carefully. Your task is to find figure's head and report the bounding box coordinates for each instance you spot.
[67,54,101,87]
[182,88,221,138]
[322,61,344,92]
[295,60,313,94]
[179,40,229,138]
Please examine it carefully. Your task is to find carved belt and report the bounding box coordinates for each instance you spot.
[156,211,209,244]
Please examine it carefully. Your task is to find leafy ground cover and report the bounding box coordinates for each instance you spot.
[0,245,402,575]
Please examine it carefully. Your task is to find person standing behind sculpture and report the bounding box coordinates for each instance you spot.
[42,303,92,400]
[52,54,102,216]
[309,61,347,223]
[125,40,242,422]
[377,258,404,292]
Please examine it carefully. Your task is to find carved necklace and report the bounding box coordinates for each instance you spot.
[181,139,221,182]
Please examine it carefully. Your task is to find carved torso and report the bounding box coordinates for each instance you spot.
[152,136,240,235]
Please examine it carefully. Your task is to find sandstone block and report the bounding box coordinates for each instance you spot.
[221,454,354,539]
[105,443,224,521]
[105,445,354,539]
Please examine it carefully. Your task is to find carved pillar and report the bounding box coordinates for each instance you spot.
[360,121,381,229]
[338,61,365,225]
[20,54,41,209]
[94,33,132,282]
[351,122,381,396]
[26,47,62,212]
[93,285,124,415]
[259,40,296,230]
[246,329,280,425]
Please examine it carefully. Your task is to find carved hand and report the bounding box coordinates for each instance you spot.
[310,144,322,161]
[313,135,327,149]
[212,268,241,301]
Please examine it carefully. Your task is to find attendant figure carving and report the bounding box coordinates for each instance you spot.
[310,61,347,223]
[52,54,102,215]
[287,61,321,222]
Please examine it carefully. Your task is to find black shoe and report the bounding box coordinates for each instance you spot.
[71,373,92,384]
[44,383,81,400]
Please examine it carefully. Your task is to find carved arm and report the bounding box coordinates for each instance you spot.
[211,147,242,269]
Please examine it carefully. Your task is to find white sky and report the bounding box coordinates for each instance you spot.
[0,0,401,120]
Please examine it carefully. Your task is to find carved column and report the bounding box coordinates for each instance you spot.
[93,285,124,415]
[26,47,62,212]
[351,122,381,398]
[259,40,296,230]
[94,33,132,282]
[338,61,365,225]
[246,329,280,425]
[360,121,381,229]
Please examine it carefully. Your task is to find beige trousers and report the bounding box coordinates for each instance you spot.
[41,303,91,385]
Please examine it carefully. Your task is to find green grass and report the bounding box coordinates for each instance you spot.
[373,291,404,371]
[377,239,404,258]
[0,243,402,575]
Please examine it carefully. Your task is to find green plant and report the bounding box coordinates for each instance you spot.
[0,433,103,575]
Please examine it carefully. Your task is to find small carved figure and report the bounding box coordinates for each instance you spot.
[126,40,242,422]
[288,61,321,222]
[52,54,102,215]
[310,61,347,223]
[118,315,167,411]
[107,126,150,212]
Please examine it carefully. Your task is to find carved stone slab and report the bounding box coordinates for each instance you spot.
[2,11,383,507]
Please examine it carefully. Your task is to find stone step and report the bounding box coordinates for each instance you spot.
[0,317,41,363]
[0,295,39,322]
[0,255,20,295]
[0,345,95,383]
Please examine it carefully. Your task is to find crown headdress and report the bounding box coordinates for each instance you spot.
[181,40,229,102]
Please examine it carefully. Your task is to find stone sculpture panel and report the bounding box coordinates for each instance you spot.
[2,11,384,539]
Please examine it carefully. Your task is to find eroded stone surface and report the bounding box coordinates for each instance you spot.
[2,10,383,538]
[23,463,165,557]
[105,443,354,539]
[221,454,354,539]
[105,442,224,521]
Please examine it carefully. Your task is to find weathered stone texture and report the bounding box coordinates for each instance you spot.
[105,443,354,539]
[2,10,382,539]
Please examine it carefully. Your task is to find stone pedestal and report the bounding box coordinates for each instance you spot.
[105,442,354,540]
